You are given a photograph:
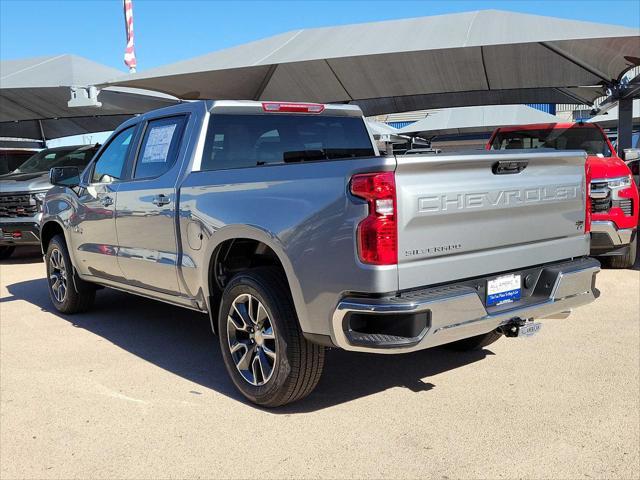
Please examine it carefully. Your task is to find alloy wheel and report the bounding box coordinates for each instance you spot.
[49,248,68,303]
[227,293,277,386]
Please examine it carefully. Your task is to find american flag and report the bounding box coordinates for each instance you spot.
[123,0,137,72]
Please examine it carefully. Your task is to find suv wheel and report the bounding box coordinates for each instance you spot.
[603,236,637,269]
[0,246,15,260]
[218,267,324,407]
[45,235,95,314]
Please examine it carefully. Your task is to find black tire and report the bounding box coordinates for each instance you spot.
[0,246,15,260]
[45,235,95,314]
[446,330,502,351]
[218,267,324,407]
[603,236,637,269]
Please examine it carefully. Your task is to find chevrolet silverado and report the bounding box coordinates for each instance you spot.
[40,101,600,406]
[0,145,99,259]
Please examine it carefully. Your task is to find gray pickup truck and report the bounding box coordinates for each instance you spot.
[0,145,99,259]
[40,101,600,406]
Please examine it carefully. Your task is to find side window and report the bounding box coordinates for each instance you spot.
[134,116,186,179]
[92,127,134,183]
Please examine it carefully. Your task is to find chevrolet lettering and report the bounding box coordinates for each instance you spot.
[417,184,581,213]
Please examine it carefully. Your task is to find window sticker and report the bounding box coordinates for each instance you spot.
[141,124,177,163]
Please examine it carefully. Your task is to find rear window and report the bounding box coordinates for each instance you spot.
[490,126,611,156]
[200,114,375,171]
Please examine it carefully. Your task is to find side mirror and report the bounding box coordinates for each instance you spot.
[49,166,80,187]
[623,148,640,161]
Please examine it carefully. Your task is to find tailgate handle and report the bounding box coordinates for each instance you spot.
[492,161,528,175]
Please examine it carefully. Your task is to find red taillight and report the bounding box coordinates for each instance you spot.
[350,171,397,265]
[261,102,325,113]
[585,166,591,233]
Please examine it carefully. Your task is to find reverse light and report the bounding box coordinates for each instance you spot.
[261,102,325,113]
[350,171,397,265]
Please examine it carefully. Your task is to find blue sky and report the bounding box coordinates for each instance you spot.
[1,0,639,73]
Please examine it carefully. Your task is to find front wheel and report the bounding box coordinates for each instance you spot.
[218,267,324,407]
[45,235,95,314]
[0,246,15,260]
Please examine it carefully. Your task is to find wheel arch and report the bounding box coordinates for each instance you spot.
[201,225,308,335]
[40,220,67,255]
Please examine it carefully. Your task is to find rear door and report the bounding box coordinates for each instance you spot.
[114,115,188,295]
[394,150,589,290]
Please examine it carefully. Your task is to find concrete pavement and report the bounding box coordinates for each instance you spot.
[1,247,638,479]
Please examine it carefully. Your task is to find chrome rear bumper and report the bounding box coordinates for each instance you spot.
[331,257,600,354]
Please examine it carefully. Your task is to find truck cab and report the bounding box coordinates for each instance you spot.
[488,123,639,268]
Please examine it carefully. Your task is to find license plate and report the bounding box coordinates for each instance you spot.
[487,274,521,306]
[518,322,542,337]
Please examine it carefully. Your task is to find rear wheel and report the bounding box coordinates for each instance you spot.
[45,235,95,314]
[603,236,637,269]
[446,330,502,351]
[218,267,324,407]
[0,246,15,260]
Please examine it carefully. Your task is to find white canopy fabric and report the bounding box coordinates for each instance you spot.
[366,120,400,136]
[589,99,640,127]
[100,10,640,116]
[397,105,560,137]
[0,54,178,139]
[366,120,406,144]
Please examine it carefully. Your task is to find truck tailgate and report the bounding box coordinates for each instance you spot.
[395,150,589,290]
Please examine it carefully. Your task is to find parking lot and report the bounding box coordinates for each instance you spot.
[0,247,637,479]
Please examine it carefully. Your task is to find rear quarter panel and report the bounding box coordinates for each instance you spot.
[178,156,396,336]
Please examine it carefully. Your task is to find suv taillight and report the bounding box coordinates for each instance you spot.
[350,172,397,265]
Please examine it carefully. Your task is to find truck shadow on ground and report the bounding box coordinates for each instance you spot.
[3,278,493,413]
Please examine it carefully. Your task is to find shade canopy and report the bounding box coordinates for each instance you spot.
[366,120,400,136]
[398,105,560,137]
[588,99,640,127]
[101,10,640,116]
[0,54,178,140]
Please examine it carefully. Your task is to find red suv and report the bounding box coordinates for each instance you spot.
[488,122,639,268]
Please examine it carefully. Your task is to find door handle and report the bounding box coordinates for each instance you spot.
[152,194,171,206]
[100,195,114,207]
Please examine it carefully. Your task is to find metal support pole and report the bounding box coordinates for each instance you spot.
[37,119,46,145]
[617,97,633,159]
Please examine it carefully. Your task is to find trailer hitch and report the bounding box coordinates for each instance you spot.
[498,318,542,338]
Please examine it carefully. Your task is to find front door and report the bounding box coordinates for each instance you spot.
[114,115,187,295]
[70,126,136,280]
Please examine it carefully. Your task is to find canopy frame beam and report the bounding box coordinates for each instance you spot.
[253,65,278,100]
[539,42,614,86]
[553,87,595,106]
[37,119,46,142]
